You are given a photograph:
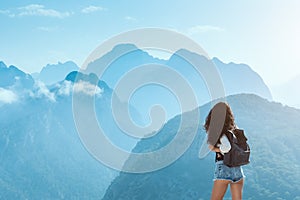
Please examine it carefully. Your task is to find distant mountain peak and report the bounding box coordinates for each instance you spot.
[0,63,34,89]
[65,71,97,84]
[172,48,209,60]
[8,65,21,71]
[112,43,139,52]
[0,61,7,68]
[65,71,110,92]
[211,57,224,64]
[38,61,79,85]
[41,61,78,72]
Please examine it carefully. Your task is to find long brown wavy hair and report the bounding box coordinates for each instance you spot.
[204,102,236,146]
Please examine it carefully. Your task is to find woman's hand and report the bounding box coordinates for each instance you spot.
[208,144,221,152]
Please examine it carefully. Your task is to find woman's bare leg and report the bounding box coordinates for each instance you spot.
[230,179,244,200]
[211,180,230,200]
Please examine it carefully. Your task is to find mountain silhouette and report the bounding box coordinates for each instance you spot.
[37,61,79,85]
[211,57,272,100]
[85,44,272,120]
[0,61,34,89]
[85,43,165,87]
[65,71,111,94]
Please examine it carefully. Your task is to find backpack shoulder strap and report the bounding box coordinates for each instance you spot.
[224,130,235,143]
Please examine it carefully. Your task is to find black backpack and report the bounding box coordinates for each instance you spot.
[223,129,250,167]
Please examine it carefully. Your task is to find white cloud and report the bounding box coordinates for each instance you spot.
[0,9,15,17]
[58,80,103,97]
[73,81,103,96]
[0,10,9,15]
[81,6,105,14]
[187,25,224,35]
[58,80,72,96]
[18,4,71,18]
[125,16,137,22]
[34,81,56,102]
[36,26,58,32]
[0,88,18,104]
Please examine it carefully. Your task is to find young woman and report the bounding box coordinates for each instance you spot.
[204,102,245,200]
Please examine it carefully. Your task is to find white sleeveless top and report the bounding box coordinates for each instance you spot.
[217,135,231,154]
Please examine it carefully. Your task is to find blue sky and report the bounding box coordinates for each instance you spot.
[1,0,300,87]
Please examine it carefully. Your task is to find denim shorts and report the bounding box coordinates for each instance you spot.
[213,160,245,183]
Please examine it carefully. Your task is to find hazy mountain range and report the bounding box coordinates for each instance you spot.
[2,44,274,121]
[0,43,298,199]
[85,44,272,103]
[85,44,272,120]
